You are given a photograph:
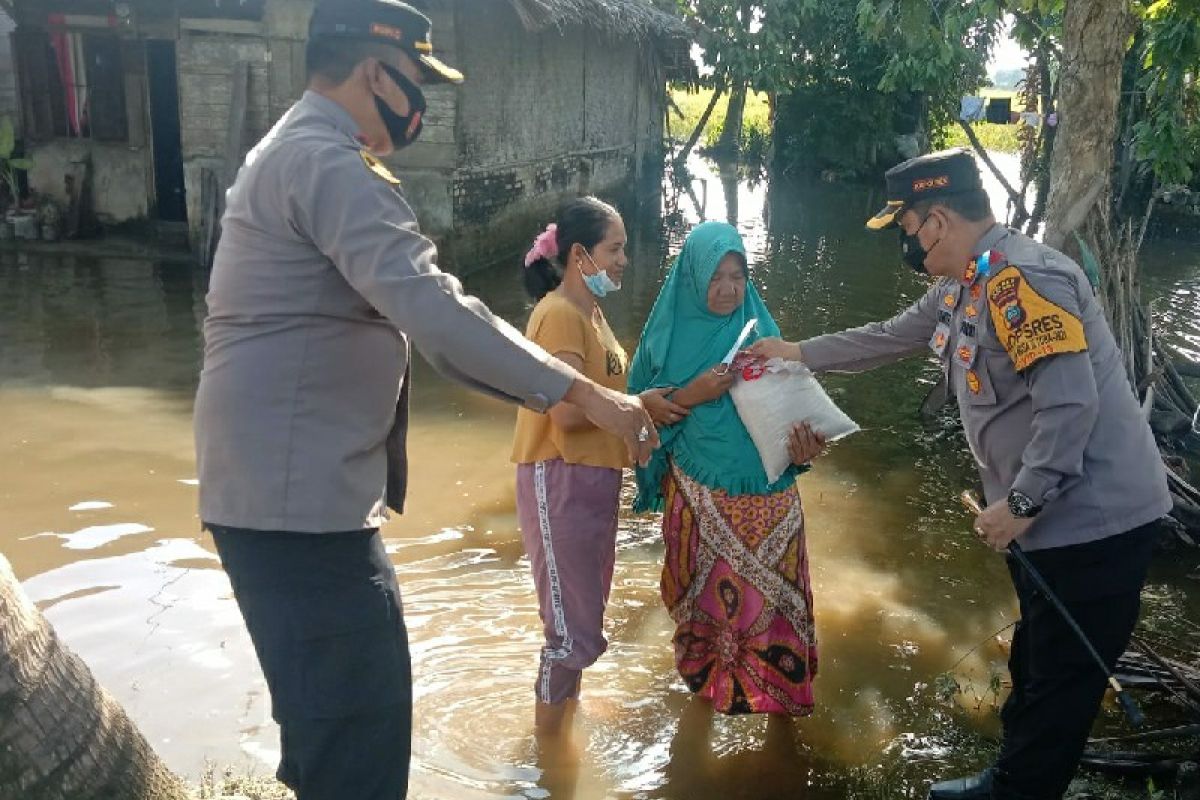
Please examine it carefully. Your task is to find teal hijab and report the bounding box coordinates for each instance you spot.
[628,221,799,512]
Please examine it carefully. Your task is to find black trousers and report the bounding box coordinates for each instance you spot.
[209,525,412,800]
[992,522,1158,800]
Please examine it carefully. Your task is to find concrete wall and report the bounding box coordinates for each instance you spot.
[176,0,310,239]
[446,1,664,271]
[179,0,462,242]
[0,13,18,124]
[27,140,152,223]
[177,26,270,234]
[7,0,664,266]
[382,0,457,238]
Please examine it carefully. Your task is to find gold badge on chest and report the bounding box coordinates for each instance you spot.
[360,151,402,186]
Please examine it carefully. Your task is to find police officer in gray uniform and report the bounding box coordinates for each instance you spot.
[193,2,656,798]
[752,149,1171,800]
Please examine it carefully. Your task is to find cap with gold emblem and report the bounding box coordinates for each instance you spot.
[866,148,984,230]
[309,0,464,84]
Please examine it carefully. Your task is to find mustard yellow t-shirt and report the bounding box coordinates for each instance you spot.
[511,292,630,469]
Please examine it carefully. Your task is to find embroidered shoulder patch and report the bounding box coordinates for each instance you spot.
[360,151,401,186]
[987,265,1087,371]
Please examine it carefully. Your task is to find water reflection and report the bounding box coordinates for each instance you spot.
[1141,239,1200,361]
[1,159,1198,799]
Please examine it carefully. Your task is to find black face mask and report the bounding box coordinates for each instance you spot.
[375,62,426,149]
[899,214,941,274]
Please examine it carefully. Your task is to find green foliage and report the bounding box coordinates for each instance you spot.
[933,672,961,704]
[669,87,771,151]
[940,122,1021,153]
[856,0,1002,139]
[679,0,1000,175]
[684,0,817,94]
[932,668,1003,713]
[0,117,33,209]
[677,0,1198,196]
[1133,0,1200,186]
[775,84,900,176]
[769,0,923,175]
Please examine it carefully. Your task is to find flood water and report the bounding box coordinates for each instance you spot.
[2,156,1198,799]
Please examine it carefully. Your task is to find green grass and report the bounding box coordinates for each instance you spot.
[672,86,1025,159]
[670,86,1026,158]
[669,87,772,152]
[941,121,1023,153]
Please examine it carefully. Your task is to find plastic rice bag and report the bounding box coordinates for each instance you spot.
[729,355,860,483]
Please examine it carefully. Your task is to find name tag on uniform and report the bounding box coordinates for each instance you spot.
[929,323,951,356]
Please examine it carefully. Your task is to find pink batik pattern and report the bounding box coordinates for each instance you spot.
[659,461,818,716]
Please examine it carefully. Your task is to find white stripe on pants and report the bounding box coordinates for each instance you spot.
[516,459,620,704]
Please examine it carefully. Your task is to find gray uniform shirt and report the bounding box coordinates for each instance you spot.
[195,91,575,533]
[801,224,1170,551]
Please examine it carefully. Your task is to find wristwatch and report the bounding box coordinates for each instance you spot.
[1007,490,1043,518]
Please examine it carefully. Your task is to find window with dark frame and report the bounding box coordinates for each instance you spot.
[14,27,128,143]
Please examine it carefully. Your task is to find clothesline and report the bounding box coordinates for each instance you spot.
[959,95,1057,128]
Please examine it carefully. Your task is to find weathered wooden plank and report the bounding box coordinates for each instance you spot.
[179,17,264,36]
[267,37,292,116]
[389,142,458,171]
[290,40,306,102]
[223,60,249,189]
[122,39,147,148]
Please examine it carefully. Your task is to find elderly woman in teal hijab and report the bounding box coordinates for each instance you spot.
[629,221,824,716]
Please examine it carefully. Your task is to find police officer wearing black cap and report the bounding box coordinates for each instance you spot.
[752,148,1170,799]
[194,2,657,797]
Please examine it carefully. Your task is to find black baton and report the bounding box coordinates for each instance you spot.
[960,490,1144,728]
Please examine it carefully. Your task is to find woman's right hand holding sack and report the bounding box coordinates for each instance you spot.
[667,364,736,409]
[691,366,737,405]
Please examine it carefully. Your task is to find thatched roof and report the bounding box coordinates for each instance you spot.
[506,0,689,41]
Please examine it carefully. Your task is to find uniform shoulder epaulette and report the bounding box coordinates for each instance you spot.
[360,150,402,187]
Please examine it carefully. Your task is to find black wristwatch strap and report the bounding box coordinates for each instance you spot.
[1008,490,1042,518]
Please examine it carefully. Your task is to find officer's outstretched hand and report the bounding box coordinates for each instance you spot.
[564,379,659,466]
[973,500,1035,552]
[748,338,802,363]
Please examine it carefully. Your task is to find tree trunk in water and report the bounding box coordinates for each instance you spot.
[1042,0,1134,250]
[1039,1,1200,543]
[0,554,189,800]
[716,81,747,158]
[676,83,724,164]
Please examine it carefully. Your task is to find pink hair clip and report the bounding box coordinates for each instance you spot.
[524,223,559,267]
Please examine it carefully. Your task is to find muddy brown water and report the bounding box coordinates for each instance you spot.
[2,156,1198,799]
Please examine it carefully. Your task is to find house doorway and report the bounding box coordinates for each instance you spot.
[146,40,187,223]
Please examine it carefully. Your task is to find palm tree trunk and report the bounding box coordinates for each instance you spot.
[0,553,189,800]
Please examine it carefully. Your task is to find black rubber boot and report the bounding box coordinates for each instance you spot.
[927,768,994,799]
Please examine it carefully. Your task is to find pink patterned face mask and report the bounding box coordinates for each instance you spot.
[524,223,559,267]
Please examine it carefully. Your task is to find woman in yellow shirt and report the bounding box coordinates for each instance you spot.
[512,197,682,733]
